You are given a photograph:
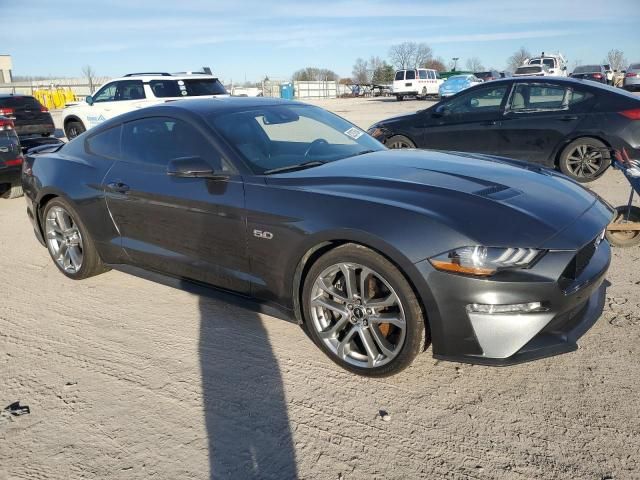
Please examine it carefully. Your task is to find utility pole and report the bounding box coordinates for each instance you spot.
[452,57,459,71]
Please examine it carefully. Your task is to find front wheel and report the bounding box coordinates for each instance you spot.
[386,135,415,149]
[558,138,610,183]
[43,198,109,279]
[64,120,86,140]
[302,244,427,377]
[606,206,640,247]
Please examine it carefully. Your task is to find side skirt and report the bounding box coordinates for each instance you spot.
[106,263,297,324]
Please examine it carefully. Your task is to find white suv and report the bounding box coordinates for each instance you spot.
[62,72,229,139]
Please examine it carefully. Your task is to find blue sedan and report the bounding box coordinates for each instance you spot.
[438,74,483,98]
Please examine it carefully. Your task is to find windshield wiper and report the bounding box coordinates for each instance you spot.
[348,149,377,158]
[263,160,326,175]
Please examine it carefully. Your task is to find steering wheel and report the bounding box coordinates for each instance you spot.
[304,138,329,159]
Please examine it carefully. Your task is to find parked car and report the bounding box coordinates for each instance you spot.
[368,77,640,182]
[392,68,443,100]
[438,74,483,98]
[23,98,613,376]
[0,94,55,137]
[570,65,607,84]
[0,116,23,199]
[513,65,551,77]
[623,63,640,91]
[525,53,568,77]
[474,70,501,82]
[61,72,229,139]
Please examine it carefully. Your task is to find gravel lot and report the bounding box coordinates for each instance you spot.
[2,97,639,480]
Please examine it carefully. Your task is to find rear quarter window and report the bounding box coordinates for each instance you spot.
[85,126,121,159]
[394,71,404,81]
[149,79,227,98]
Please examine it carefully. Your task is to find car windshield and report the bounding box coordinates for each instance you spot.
[516,66,543,74]
[209,104,385,175]
[630,63,640,70]
[149,78,227,97]
[574,65,600,73]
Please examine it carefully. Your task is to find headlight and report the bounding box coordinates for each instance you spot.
[367,127,385,140]
[429,246,544,277]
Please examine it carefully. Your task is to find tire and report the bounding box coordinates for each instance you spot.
[396,95,403,101]
[386,134,416,149]
[605,206,640,248]
[42,197,109,279]
[558,137,610,183]
[302,244,427,377]
[1,184,23,199]
[64,120,85,140]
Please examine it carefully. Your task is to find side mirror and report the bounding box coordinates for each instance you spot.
[432,104,449,117]
[167,156,218,178]
[85,95,94,106]
[562,66,567,71]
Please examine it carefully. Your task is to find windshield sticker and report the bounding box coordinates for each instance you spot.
[344,127,364,140]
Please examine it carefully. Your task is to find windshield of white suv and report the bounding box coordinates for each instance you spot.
[209,104,385,175]
[149,79,227,97]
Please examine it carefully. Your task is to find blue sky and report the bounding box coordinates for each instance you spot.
[2,0,639,82]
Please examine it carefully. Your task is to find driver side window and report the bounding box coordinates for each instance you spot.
[444,85,508,115]
[93,82,118,103]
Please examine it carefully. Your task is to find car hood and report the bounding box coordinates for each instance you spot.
[266,150,613,249]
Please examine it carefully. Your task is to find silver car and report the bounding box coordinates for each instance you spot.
[623,63,640,91]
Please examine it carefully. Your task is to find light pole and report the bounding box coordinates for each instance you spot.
[452,57,459,72]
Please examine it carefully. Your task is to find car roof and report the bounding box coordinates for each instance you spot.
[107,74,221,82]
[89,97,308,134]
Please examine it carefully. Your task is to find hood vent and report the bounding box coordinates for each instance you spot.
[473,185,522,201]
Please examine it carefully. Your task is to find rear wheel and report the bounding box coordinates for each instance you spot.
[303,244,427,377]
[43,198,109,279]
[559,138,610,183]
[64,120,85,140]
[386,135,415,149]
[606,206,640,247]
[1,184,23,199]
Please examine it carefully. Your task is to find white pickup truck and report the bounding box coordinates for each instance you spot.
[524,53,568,77]
[393,68,443,101]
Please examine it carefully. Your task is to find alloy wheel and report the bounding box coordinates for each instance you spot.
[309,262,406,368]
[387,139,412,149]
[45,206,84,274]
[565,144,604,178]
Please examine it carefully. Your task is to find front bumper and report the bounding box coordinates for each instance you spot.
[415,236,610,366]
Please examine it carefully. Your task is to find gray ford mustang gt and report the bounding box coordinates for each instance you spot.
[22,98,613,376]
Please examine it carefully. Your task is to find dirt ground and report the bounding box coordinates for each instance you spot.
[2,97,639,480]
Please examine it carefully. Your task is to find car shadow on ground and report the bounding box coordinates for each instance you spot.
[197,292,298,479]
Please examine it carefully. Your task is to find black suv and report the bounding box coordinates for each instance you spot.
[0,94,55,137]
[0,117,23,199]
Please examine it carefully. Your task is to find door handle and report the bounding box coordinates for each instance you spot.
[558,115,578,121]
[482,120,499,126]
[106,182,130,193]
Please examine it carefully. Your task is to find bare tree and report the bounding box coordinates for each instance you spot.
[352,58,369,84]
[507,47,531,73]
[389,42,432,69]
[605,49,628,72]
[413,43,433,69]
[465,57,484,72]
[82,65,97,94]
[389,42,415,70]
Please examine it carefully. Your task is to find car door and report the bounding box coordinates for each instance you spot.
[420,83,511,153]
[494,81,592,164]
[108,80,148,118]
[86,81,119,128]
[103,115,250,294]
